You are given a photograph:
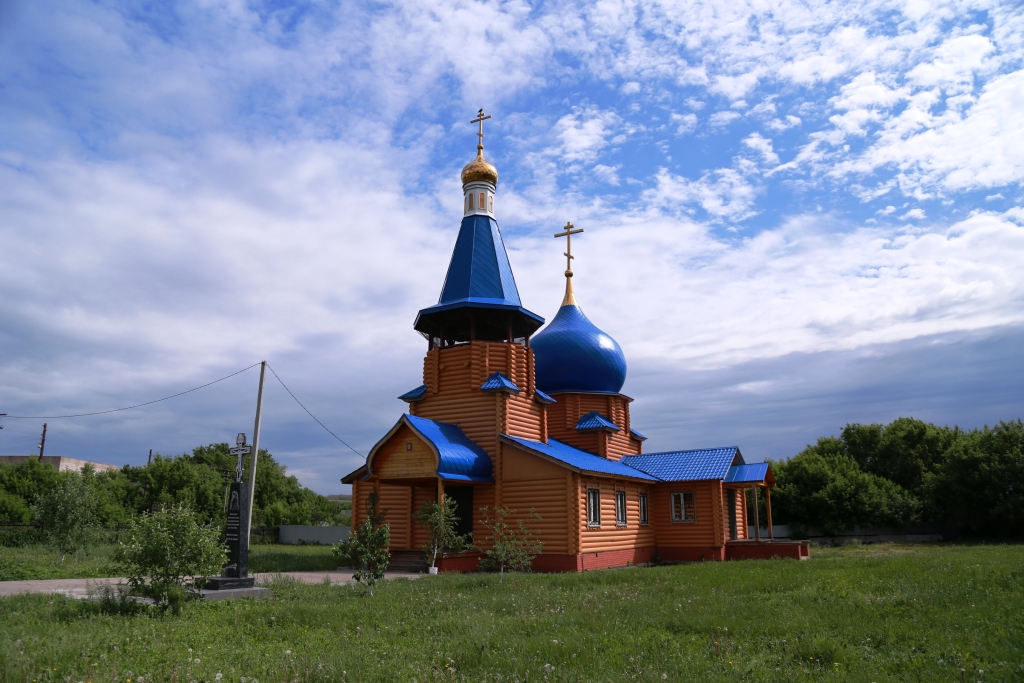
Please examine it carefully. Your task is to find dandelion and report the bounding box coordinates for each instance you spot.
[285,650,292,656]
[661,675,668,680]
[552,640,558,644]
[215,675,223,681]
[194,659,200,665]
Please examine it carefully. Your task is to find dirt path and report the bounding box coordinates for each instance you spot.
[0,571,421,598]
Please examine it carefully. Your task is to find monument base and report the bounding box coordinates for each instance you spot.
[205,576,256,590]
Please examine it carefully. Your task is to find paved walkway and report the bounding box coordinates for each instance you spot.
[0,571,421,598]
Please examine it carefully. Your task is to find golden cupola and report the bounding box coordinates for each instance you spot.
[461,109,499,187]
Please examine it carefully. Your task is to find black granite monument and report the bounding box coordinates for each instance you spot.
[206,433,256,590]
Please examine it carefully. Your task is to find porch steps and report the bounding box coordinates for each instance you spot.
[388,550,429,573]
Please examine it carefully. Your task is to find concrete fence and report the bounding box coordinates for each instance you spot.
[278,525,350,545]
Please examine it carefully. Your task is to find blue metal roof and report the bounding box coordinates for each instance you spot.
[725,463,770,484]
[629,428,648,441]
[533,389,556,404]
[481,372,519,393]
[531,304,627,394]
[501,435,656,481]
[367,414,493,482]
[398,384,427,402]
[576,411,619,432]
[620,447,743,482]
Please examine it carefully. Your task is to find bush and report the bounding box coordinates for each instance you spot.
[478,506,542,582]
[335,490,390,595]
[113,505,227,609]
[0,490,31,524]
[33,473,98,562]
[413,494,468,569]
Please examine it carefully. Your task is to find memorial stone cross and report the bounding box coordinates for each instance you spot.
[207,432,256,590]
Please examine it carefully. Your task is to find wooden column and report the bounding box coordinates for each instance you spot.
[437,478,445,506]
[765,485,774,540]
[752,485,761,541]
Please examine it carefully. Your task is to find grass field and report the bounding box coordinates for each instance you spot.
[1,543,1021,682]
[0,543,341,580]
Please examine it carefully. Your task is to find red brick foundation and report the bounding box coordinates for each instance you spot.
[656,546,726,562]
[725,541,809,560]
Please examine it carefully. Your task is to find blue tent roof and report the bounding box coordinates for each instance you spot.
[629,428,648,441]
[481,372,519,393]
[501,435,656,481]
[725,463,771,484]
[367,414,493,482]
[576,411,619,432]
[620,447,743,482]
[415,215,544,336]
[398,384,427,402]
[533,389,556,404]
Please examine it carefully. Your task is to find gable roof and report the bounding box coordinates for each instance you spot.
[725,462,774,485]
[533,389,556,405]
[575,411,619,432]
[367,414,493,483]
[620,447,744,482]
[629,427,648,441]
[500,435,656,481]
[397,384,427,402]
[481,372,520,393]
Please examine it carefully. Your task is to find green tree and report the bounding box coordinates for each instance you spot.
[842,417,960,496]
[0,490,31,524]
[126,455,226,524]
[770,438,920,534]
[335,490,390,595]
[478,506,542,582]
[33,473,98,562]
[0,457,60,504]
[413,494,468,569]
[113,505,227,610]
[925,420,1024,537]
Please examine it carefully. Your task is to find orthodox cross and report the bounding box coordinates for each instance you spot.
[554,221,584,274]
[471,109,491,152]
[230,432,251,483]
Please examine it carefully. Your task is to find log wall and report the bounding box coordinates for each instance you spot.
[370,424,437,479]
[577,477,655,553]
[379,483,412,550]
[650,481,724,549]
[546,392,642,459]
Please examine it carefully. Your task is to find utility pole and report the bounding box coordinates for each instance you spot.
[245,361,267,544]
[38,423,47,458]
[147,448,153,466]
[0,412,6,429]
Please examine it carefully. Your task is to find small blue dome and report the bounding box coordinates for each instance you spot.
[531,304,626,394]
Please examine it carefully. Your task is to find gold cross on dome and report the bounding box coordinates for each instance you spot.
[471,109,491,152]
[554,221,584,273]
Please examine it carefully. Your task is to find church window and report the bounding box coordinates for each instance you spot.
[671,492,695,522]
[479,192,486,209]
[489,195,493,212]
[468,193,474,210]
[639,493,649,525]
[587,488,601,526]
[615,491,627,526]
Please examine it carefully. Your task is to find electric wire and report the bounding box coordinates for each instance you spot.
[265,363,364,457]
[4,362,262,419]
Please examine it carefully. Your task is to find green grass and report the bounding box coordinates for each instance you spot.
[0,544,342,580]
[1,543,1022,682]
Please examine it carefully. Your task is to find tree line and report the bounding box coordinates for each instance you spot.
[767,418,1024,537]
[0,443,348,532]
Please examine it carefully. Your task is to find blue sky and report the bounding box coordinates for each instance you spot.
[1,0,1022,493]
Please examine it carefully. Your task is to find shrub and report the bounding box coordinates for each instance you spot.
[334,490,390,595]
[413,494,468,569]
[33,473,98,562]
[478,506,542,582]
[113,505,227,609]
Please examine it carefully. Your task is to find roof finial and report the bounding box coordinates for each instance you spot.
[471,108,491,155]
[554,221,584,306]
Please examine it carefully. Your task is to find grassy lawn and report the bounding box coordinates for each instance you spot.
[1,543,1021,682]
[0,544,341,580]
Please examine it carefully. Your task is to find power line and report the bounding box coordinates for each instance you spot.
[266,363,364,457]
[4,362,262,419]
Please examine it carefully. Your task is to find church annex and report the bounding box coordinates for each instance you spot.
[342,112,808,571]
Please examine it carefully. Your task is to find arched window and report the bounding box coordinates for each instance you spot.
[467,193,474,210]
[489,195,493,212]
[479,192,485,210]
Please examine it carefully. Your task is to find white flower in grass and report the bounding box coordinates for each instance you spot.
[215,675,223,681]
[194,659,200,665]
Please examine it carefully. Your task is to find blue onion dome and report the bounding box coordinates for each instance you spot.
[531,297,627,394]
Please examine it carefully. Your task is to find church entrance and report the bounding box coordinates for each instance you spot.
[445,486,474,540]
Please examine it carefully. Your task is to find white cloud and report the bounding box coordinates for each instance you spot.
[554,106,623,163]
[901,208,926,220]
[643,168,759,221]
[670,112,698,135]
[743,133,779,165]
[708,111,741,127]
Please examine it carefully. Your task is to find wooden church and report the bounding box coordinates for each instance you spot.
[342,113,808,571]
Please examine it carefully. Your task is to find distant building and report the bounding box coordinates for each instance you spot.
[342,116,809,572]
[0,455,120,473]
